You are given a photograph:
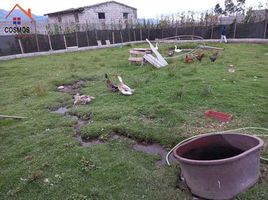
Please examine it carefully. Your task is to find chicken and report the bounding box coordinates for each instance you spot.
[195,52,205,61]
[117,76,135,96]
[209,51,219,62]
[185,54,194,63]
[105,73,118,92]
[74,94,95,105]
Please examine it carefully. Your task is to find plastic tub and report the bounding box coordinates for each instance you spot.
[173,133,264,200]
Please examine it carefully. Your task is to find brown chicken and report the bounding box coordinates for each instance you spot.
[195,52,205,61]
[185,54,194,63]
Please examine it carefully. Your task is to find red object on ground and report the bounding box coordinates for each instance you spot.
[204,110,232,122]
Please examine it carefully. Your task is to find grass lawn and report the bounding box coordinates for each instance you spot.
[0,42,268,200]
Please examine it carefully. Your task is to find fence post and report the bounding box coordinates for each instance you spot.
[63,35,67,49]
[264,20,267,39]
[233,21,237,38]
[86,31,90,46]
[75,31,79,47]
[147,28,150,40]
[192,25,195,36]
[47,34,53,50]
[94,29,98,41]
[140,29,142,40]
[18,39,24,54]
[120,30,123,43]
[210,24,214,39]
[34,21,40,52]
[112,31,115,44]
[128,28,131,42]
[133,29,136,41]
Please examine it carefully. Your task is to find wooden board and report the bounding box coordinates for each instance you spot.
[143,54,165,68]
[128,57,144,63]
[129,50,147,55]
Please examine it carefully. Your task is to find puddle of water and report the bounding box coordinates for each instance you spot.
[76,120,89,134]
[133,143,177,166]
[74,135,104,147]
[51,107,68,114]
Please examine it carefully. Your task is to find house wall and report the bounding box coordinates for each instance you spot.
[80,2,137,27]
[47,2,137,30]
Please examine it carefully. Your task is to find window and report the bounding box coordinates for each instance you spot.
[58,16,62,23]
[98,13,105,19]
[74,13,79,23]
[123,13,128,19]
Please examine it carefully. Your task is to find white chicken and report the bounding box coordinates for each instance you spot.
[117,76,135,96]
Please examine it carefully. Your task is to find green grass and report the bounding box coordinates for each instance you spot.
[0,43,268,199]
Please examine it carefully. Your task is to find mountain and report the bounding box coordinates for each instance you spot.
[0,9,47,22]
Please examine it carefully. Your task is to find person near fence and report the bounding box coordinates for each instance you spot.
[220,26,227,43]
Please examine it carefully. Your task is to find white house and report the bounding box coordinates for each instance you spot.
[44,1,137,30]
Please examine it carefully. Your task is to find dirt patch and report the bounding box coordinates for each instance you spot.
[57,80,87,95]
[259,163,268,183]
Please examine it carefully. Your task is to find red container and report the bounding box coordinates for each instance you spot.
[205,110,232,122]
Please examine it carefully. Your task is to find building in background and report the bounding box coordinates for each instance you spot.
[44,1,137,30]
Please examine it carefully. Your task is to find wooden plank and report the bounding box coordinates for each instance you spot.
[128,57,144,62]
[0,115,27,119]
[129,50,147,55]
[143,54,164,68]
[145,39,168,67]
[199,45,224,50]
[133,48,152,52]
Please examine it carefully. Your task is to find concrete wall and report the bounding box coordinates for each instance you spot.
[47,2,137,30]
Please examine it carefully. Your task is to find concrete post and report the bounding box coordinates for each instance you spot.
[63,35,67,49]
[264,20,267,39]
[18,39,24,54]
[47,34,53,50]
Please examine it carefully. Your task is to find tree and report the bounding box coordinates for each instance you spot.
[214,3,223,15]
[214,0,246,16]
[243,7,255,23]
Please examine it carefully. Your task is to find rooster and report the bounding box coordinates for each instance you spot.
[195,52,205,61]
[209,51,219,62]
[117,76,135,96]
[105,73,118,92]
[185,54,194,63]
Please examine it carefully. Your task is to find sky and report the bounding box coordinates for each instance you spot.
[0,0,267,18]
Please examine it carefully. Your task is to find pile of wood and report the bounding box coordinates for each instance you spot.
[128,48,152,64]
